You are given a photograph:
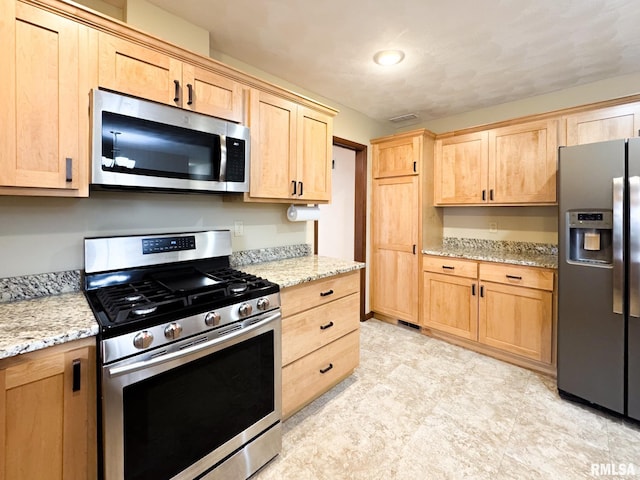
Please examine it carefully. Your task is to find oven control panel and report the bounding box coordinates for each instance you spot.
[142,235,196,254]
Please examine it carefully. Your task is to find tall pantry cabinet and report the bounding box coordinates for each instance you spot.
[370,129,442,324]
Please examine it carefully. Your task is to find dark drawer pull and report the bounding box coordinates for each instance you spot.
[72,359,81,392]
[320,363,334,374]
[320,321,334,330]
[506,275,523,280]
[320,289,334,297]
[442,265,455,270]
[472,284,476,296]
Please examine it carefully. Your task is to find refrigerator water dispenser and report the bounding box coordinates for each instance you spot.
[567,210,613,265]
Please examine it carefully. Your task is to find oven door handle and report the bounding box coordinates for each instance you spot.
[107,311,281,378]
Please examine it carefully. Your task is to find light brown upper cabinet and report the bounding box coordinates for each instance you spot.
[246,89,332,203]
[434,119,559,205]
[0,1,90,196]
[564,103,640,146]
[372,133,422,178]
[98,33,243,123]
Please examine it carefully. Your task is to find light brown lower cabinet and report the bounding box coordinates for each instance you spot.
[422,255,555,372]
[281,271,360,419]
[0,337,97,480]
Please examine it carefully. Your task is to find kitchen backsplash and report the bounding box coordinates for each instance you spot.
[443,237,558,256]
[1,244,313,303]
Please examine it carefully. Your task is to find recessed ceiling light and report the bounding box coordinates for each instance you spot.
[373,50,405,66]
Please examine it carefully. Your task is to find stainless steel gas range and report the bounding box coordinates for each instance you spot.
[83,230,281,480]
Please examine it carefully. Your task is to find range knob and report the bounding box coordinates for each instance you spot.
[238,303,253,317]
[205,311,221,326]
[164,322,183,340]
[133,331,153,349]
[257,297,270,311]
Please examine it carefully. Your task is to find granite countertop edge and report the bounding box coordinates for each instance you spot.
[421,248,558,269]
[0,255,364,361]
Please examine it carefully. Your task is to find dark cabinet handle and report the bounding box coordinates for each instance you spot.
[472,284,476,296]
[506,275,523,280]
[482,190,486,201]
[442,265,455,270]
[320,363,334,374]
[320,321,334,330]
[187,83,193,105]
[413,245,416,255]
[413,161,417,172]
[65,158,72,182]
[490,189,494,201]
[480,285,485,298]
[292,180,297,195]
[320,289,334,297]
[298,181,303,196]
[72,359,81,392]
[173,80,180,103]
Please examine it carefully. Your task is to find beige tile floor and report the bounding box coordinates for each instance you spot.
[255,319,640,480]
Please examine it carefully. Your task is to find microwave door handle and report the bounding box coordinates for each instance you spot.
[613,176,624,315]
[219,135,227,182]
[630,176,640,317]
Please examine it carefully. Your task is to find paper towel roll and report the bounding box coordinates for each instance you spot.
[287,204,320,222]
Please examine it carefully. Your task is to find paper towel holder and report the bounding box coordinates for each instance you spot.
[287,204,321,222]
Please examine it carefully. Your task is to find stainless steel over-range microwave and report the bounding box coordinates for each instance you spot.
[90,89,250,193]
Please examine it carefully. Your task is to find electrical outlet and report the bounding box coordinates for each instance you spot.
[234,221,244,237]
[489,222,498,233]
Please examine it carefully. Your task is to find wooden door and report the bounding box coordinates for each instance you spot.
[434,131,488,204]
[98,33,182,106]
[422,272,478,339]
[0,2,81,191]
[372,134,420,178]
[489,119,558,204]
[297,106,332,202]
[0,344,96,480]
[478,282,552,363]
[248,90,297,200]
[565,103,640,146]
[371,176,419,321]
[181,64,243,122]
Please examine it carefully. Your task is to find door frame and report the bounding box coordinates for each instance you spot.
[314,136,369,321]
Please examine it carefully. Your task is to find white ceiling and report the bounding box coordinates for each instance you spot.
[146,0,640,125]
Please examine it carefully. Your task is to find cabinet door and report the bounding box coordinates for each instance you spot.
[422,272,478,339]
[489,119,558,204]
[297,106,332,202]
[373,134,420,178]
[98,33,182,106]
[434,131,488,204]
[248,90,297,200]
[0,345,96,480]
[0,2,81,191]
[565,103,640,146]
[478,282,552,363]
[371,176,419,321]
[181,64,243,122]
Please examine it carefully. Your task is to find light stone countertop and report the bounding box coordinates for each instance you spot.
[422,238,558,269]
[0,255,364,361]
[422,246,558,269]
[0,292,99,360]
[238,255,365,288]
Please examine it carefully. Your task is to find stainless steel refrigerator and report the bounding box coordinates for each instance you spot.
[558,138,640,421]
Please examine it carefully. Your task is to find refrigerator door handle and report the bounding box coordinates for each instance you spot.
[630,176,640,318]
[613,177,624,315]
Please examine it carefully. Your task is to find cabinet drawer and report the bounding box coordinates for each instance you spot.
[281,271,359,317]
[282,293,359,365]
[479,263,554,291]
[422,255,478,278]
[282,330,359,418]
